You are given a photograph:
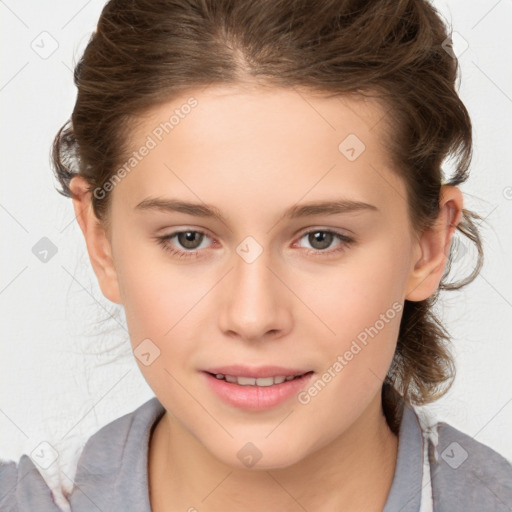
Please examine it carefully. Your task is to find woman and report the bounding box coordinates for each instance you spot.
[1,0,511,510]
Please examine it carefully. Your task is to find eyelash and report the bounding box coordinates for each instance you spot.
[154,229,355,260]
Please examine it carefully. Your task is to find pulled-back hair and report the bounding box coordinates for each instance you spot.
[52,0,484,432]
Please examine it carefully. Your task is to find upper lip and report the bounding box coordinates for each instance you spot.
[203,365,312,378]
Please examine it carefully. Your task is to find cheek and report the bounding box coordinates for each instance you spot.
[291,237,407,413]
[294,245,406,430]
[113,226,199,337]
[118,264,206,401]
[122,271,207,346]
[113,239,206,370]
[296,237,407,343]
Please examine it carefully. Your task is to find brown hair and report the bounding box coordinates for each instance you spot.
[52,0,484,430]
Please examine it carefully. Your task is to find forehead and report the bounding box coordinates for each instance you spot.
[130,83,391,156]
[112,85,408,226]
[144,84,388,142]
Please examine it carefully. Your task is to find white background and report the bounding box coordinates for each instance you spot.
[1,0,511,506]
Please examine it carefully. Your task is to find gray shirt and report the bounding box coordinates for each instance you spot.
[2,394,512,511]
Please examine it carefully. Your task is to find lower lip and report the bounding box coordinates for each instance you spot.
[202,371,314,411]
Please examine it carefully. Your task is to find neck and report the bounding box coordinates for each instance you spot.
[148,389,399,512]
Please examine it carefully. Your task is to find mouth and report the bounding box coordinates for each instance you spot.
[205,371,313,387]
[201,367,315,410]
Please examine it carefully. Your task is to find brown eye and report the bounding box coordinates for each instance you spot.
[307,231,334,250]
[176,231,204,249]
[155,229,212,260]
[295,229,354,256]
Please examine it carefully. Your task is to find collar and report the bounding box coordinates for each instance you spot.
[69,393,426,511]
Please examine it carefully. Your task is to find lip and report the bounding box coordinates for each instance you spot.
[203,365,311,379]
[201,366,315,411]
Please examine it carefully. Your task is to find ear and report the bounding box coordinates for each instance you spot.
[405,185,463,301]
[69,176,122,304]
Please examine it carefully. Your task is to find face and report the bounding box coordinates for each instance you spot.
[90,85,425,468]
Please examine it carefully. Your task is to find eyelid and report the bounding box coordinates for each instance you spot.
[295,226,353,239]
[292,228,354,254]
[155,226,355,260]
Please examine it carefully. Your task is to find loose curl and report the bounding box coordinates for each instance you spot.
[52,0,484,434]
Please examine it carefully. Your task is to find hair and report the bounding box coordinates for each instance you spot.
[52,0,485,434]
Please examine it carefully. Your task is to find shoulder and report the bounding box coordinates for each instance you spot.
[69,396,165,511]
[70,396,164,475]
[1,397,165,512]
[0,455,64,512]
[426,418,512,511]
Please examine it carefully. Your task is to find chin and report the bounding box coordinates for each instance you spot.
[206,438,309,471]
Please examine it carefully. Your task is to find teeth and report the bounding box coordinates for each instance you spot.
[237,376,256,386]
[213,373,303,386]
[255,377,274,387]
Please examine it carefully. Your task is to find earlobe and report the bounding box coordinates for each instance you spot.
[405,186,463,302]
[69,176,122,305]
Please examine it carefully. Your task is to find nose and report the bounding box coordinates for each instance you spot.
[217,244,293,343]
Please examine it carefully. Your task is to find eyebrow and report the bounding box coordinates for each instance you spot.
[134,197,379,223]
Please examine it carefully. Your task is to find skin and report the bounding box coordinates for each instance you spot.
[69,84,463,511]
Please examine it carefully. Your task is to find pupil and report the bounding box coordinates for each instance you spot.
[310,231,332,250]
[179,231,202,249]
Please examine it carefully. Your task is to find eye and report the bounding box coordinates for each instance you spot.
[154,228,355,260]
[294,229,354,256]
[155,230,213,260]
